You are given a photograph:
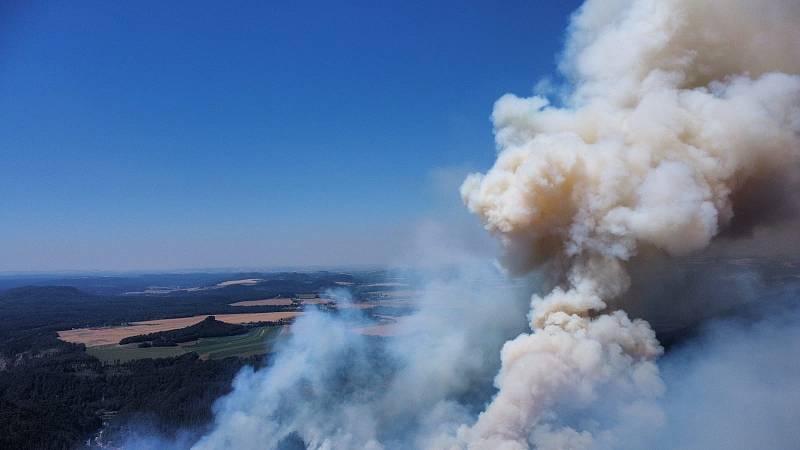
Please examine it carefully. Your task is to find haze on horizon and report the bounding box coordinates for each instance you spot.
[0,1,582,272]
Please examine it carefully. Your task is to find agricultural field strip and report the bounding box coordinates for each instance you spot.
[89,326,282,362]
[59,312,301,347]
[61,293,417,349]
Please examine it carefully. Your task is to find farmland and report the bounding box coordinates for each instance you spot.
[88,326,284,362]
[58,311,301,347]
[229,296,333,307]
[231,297,295,307]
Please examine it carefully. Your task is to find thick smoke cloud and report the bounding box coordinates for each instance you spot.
[189,263,533,450]
[181,1,800,449]
[192,289,382,449]
[457,0,800,448]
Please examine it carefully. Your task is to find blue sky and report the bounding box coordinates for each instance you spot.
[0,0,582,271]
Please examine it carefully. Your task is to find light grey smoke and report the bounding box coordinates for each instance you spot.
[649,302,800,450]
[608,289,800,450]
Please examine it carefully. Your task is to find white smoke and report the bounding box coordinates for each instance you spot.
[191,288,384,450]
[189,259,533,450]
[174,1,800,449]
[455,0,800,448]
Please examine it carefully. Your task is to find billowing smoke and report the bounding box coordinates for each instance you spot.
[192,288,386,449]
[188,263,534,450]
[170,1,800,449]
[456,0,800,448]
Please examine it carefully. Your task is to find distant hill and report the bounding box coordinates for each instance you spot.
[119,316,248,347]
[0,285,85,301]
[0,270,359,296]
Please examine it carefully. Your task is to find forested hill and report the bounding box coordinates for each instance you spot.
[120,316,249,347]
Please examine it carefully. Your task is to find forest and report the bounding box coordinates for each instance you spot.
[0,271,381,449]
[0,330,267,449]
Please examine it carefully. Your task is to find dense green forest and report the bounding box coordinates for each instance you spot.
[0,331,267,450]
[0,288,274,449]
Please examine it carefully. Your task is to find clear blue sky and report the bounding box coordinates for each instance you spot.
[0,0,582,272]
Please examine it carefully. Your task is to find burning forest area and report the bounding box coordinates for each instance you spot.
[1,0,799,449]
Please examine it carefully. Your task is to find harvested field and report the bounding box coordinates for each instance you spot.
[230,297,333,307]
[354,315,412,337]
[231,298,295,307]
[58,311,302,347]
[216,278,263,287]
[334,299,414,310]
[336,303,377,310]
[303,298,332,305]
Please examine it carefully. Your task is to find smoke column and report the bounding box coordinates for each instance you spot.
[183,1,800,449]
[455,0,800,448]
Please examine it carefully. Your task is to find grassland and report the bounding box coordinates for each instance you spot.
[88,326,283,362]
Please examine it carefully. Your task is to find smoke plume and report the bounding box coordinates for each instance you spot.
[188,264,533,450]
[456,0,800,448]
[180,1,800,449]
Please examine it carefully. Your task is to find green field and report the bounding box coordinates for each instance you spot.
[88,326,283,363]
